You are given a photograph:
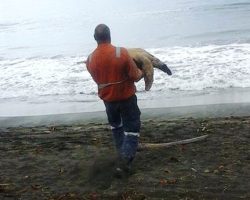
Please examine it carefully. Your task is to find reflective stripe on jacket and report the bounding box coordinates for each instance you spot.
[86,43,142,102]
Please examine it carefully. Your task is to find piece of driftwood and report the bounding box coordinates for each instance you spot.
[0,184,10,186]
[138,134,209,150]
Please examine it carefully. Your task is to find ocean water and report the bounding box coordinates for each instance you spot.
[1,0,250,116]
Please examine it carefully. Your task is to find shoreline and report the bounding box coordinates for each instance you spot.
[1,102,250,128]
[1,87,250,118]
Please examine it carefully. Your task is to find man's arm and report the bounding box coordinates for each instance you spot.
[124,49,144,82]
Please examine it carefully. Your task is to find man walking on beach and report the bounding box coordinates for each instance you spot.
[86,24,143,176]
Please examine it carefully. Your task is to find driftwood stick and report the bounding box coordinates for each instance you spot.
[138,134,209,150]
[0,183,10,186]
[76,61,86,65]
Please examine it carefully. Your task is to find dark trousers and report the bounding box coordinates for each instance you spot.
[104,95,141,161]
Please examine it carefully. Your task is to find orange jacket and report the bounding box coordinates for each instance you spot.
[86,43,143,102]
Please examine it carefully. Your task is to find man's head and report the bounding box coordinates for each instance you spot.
[94,24,111,44]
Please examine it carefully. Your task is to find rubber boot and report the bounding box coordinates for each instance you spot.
[121,134,139,161]
[112,127,124,154]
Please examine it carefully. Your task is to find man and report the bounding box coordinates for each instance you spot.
[86,24,143,175]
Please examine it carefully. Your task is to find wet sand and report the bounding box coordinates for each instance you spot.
[1,87,250,118]
[0,112,250,199]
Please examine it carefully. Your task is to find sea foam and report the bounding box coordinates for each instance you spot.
[0,43,250,104]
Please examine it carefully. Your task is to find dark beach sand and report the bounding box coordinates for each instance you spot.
[0,105,250,199]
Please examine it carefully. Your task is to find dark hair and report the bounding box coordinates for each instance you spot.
[94,24,111,43]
